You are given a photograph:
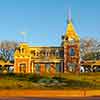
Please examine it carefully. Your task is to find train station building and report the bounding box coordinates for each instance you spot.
[14,13,80,74]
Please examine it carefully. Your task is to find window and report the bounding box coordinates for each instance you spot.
[43,51,45,56]
[22,48,24,53]
[19,63,26,73]
[36,52,39,56]
[55,49,59,56]
[69,39,75,45]
[53,51,55,56]
[46,52,49,56]
[31,50,36,56]
[69,48,75,56]
[17,47,20,53]
[67,63,76,72]
[56,63,60,72]
[51,50,55,56]
[35,64,40,73]
[40,50,45,56]
[45,64,50,72]
[60,50,64,57]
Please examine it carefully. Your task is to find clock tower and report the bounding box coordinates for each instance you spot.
[64,10,80,73]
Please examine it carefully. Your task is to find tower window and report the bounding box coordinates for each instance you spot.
[69,48,75,56]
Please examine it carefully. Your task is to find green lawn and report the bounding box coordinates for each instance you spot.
[0,73,100,89]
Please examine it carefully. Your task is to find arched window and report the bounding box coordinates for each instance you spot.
[69,48,75,56]
[55,49,59,56]
[46,51,49,56]
[19,63,26,73]
[31,50,36,56]
[16,47,20,53]
[37,52,40,56]
[43,51,45,56]
[40,50,45,56]
[51,50,55,56]
[22,48,24,53]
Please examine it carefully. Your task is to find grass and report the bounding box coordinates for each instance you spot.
[0,72,100,89]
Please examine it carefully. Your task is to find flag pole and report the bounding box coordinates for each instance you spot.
[20,32,26,43]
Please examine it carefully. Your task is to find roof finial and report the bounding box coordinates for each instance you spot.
[67,8,72,23]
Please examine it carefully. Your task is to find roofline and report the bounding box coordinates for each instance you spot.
[29,46,64,48]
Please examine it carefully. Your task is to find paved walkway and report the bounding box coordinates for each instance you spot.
[0,90,100,97]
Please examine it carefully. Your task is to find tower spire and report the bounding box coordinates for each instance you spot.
[67,8,72,23]
[65,9,79,41]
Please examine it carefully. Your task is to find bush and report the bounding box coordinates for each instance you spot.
[38,78,51,84]
[27,74,43,82]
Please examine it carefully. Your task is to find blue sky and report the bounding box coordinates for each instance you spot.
[0,0,100,46]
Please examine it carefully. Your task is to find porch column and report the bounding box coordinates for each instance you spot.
[28,61,31,73]
[14,59,19,73]
[34,64,37,74]
[31,62,35,73]
[40,64,45,76]
[61,61,64,72]
[50,64,55,76]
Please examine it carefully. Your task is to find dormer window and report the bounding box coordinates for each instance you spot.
[31,50,36,56]
[65,36,68,41]
[22,48,24,53]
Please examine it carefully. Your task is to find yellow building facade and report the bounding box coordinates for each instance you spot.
[14,44,64,74]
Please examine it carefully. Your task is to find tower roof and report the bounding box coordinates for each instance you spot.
[65,10,79,41]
